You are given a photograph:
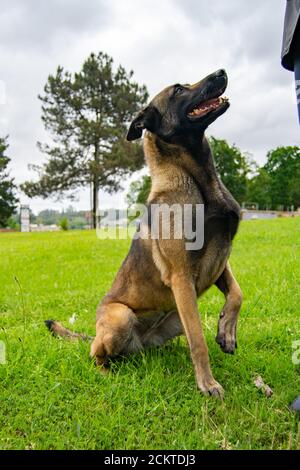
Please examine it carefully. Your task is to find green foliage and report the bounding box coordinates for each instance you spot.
[6,216,20,231]
[246,146,300,210]
[0,136,18,227]
[36,209,60,225]
[247,168,273,210]
[0,219,299,449]
[68,217,87,230]
[126,174,151,207]
[126,139,255,208]
[209,137,254,204]
[263,146,300,210]
[59,217,69,231]
[21,52,148,227]
[34,207,90,229]
[126,141,300,212]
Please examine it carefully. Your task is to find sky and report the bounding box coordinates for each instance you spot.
[0,0,299,213]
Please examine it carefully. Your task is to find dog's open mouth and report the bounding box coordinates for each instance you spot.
[188,96,229,119]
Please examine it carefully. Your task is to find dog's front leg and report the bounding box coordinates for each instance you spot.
[171,272,224,398]
[215,262,242,354]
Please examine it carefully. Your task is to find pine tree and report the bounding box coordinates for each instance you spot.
[0,136,18,228]
[21,52,148,228]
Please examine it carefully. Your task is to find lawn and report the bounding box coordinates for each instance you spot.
[0,218,299,450]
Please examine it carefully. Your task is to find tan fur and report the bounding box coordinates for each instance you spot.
[90,128,242,397]
[48,73,243,398]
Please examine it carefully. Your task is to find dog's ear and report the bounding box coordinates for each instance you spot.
[126,106,161,141]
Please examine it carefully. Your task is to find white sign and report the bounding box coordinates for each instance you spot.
[20,205,30,232]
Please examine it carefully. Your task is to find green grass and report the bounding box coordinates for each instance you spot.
[0,218,300,450]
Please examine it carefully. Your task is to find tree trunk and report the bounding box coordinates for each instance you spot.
[92,177,99,229]
[92,140,100,229]
[92,179,98,229]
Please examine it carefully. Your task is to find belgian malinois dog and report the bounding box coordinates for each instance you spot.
[46,69,242,398]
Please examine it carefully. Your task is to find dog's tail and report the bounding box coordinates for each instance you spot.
[44,320,94,342]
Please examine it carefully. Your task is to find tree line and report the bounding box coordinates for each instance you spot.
[9,207,92,231]
[0,51,299,228]
[126,139,300,211]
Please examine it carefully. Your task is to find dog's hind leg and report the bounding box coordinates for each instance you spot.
[139,310,183,348]
[215,262,242,354]
[90,302,142,370]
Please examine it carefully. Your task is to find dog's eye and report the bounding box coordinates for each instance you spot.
[174,85,184,95]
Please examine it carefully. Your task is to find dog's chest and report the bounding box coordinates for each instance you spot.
[189,198,239,292]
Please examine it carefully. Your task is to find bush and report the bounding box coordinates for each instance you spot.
[7,216,20,231]
[59,217,69,231]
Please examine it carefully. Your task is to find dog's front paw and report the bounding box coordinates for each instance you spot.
[198,378,224,399]
[216,332,237,354]
[216,313,237,354]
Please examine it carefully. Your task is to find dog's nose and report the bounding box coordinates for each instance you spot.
[215,69,226,77]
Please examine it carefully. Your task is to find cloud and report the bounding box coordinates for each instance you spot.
[0,0,110,51]
[0,0,299,213]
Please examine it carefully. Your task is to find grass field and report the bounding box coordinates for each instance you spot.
[0,218,300,450]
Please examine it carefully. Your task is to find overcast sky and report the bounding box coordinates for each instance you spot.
[0,0,299,213]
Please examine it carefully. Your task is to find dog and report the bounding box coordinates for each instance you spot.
[46,69,242,398]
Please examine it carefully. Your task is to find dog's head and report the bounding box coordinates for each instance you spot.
[127,69,229,142]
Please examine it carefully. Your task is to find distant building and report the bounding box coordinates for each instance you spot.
[30,224,60,232]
